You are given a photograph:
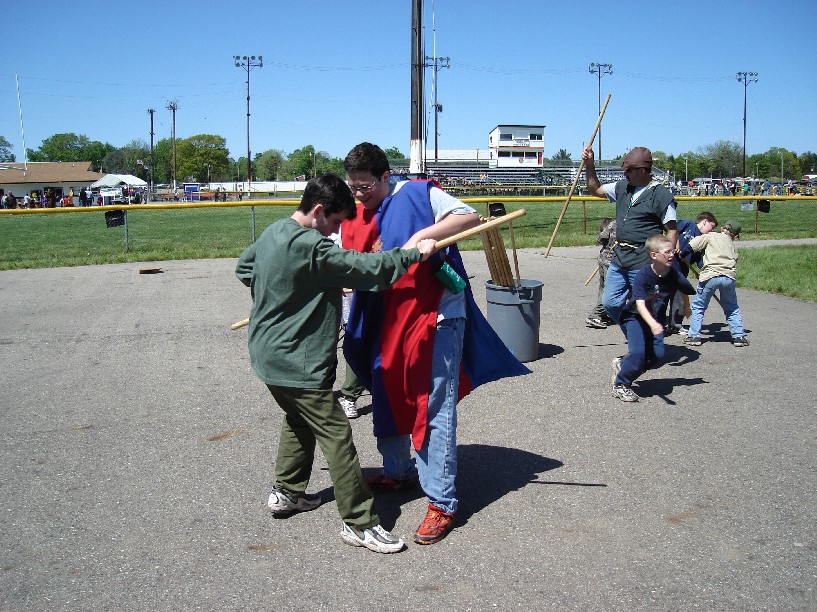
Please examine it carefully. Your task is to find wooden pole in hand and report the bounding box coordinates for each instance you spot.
[545,93,612,257]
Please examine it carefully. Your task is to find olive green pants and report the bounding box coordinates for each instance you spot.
[267,385,377,529]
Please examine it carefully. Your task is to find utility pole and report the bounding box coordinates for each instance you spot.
[410,0,424,175]
[147,108,155,197]
[736,71,758,178]
[425,55,450,162]
[234,55,263,195]
[588,63,612,163]
[166,100,178,190]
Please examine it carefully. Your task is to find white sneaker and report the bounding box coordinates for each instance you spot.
[341,523,405,554]
[267,487,322,517]
[338,395,359,419]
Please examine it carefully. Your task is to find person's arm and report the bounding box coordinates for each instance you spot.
[581,146,606,198]
[664,219,678,250]
[235,242,257,287]
[675,268,696,296]
[402,211,479,249]
[401,186,480,249]
[636,299,665,337]
[687,234,708,253]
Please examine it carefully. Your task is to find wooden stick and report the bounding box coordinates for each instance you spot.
[584,267,599,286]
[508,220,521,286]
[435,208,526,250]
[231,318,249,330]
[545,93,612,257]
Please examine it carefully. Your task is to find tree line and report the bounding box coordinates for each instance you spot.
[552,141,816,182]
[2,133,814,184]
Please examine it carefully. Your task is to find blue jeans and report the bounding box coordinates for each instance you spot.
[615,316,665,386]
[375,317,464,514]
[602,262,641,324]
[688,276,745,338]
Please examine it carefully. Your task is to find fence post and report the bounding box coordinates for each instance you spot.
[251,206,256,242]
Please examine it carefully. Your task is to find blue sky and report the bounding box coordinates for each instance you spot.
[2,0,815,165]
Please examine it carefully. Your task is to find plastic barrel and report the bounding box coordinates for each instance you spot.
[485,279,544,362]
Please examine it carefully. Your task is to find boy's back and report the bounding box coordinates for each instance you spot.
[689,232,738,281]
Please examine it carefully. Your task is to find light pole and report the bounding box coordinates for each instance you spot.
[234,55,263,195]
[425,55,450,162]
[589,63,612,163]
[736,71,758,178]
[166,100,178,190]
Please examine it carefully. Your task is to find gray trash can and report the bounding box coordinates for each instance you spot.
[485,279,544,362]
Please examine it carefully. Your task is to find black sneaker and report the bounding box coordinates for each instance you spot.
[683,336,702,346]
[732,336,750,347]
[586,317,608,329]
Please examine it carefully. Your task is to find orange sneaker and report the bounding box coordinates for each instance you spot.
[413,503,455,545]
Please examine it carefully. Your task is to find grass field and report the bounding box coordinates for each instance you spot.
[2,197,816,301]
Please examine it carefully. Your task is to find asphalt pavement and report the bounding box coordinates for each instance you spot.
[1,243,815,611]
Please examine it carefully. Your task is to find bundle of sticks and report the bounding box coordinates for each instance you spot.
[481,222,516,287]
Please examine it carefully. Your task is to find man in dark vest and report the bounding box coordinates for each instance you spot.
[582,146,678,324]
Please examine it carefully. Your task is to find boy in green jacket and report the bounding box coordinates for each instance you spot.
[236,173,435,553]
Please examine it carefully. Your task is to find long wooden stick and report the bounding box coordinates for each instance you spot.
[435,208,526,250]
[584,267,598,286]
[508,220,521,285]
[545,93,612,257]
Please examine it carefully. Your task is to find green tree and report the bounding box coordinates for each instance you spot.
[27,133,113,170]
[0,135,15,162]
[799,151,817,177]
[384,146,406,162]
[698,140,742,178]
[256,149,286,181]
[175,134,230,183]
[551,149,572,165]
[288,145,317,179]
[102,149,128,174]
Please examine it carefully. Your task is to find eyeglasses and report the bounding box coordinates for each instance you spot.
[657,249,675,256]
[625,166,652,173]
[347,178,380,194]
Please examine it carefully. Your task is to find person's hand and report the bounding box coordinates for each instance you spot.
[650,321,665,337]
[415,238,437,261]
[581,147,595,162]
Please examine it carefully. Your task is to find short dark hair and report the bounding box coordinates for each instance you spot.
[298,173,356,220]
[696,211,718,226]
[344,142,390,177]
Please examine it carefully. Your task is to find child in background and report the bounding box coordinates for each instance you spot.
[611,234,695,402]
[586,218,617,329]
[683,221,749,347]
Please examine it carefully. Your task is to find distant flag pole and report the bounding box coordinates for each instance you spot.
[15,73,27,170]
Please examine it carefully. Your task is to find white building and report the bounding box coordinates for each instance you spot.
[487,125,545,168]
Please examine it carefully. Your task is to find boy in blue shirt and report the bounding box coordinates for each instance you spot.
[612,234,695,402]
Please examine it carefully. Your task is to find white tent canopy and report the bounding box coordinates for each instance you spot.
[91,174,148,188]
